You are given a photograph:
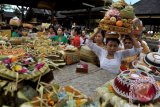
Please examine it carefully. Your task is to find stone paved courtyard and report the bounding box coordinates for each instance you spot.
[53,61,116,98]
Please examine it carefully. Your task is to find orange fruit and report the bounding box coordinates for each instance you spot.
[116,20,123,27]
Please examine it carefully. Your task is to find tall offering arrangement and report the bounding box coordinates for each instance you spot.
[99,0,135,34]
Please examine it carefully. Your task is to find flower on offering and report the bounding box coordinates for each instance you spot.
[35,63,45,70]
[0,52,48,81]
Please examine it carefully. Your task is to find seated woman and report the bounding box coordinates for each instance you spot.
[87,28,141,74]
[48,25,56,38]
[71,27,81,48]
[51,26,68,45]
[12,26,21,37]
[80,30,89,45]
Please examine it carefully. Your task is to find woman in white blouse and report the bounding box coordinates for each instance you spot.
[88,29,141,74]
[80,30,89,45]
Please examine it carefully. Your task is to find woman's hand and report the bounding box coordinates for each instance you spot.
[128,31,141,48]
[137,34,142,43]
[90,27,101,40]
[94,27,101,33]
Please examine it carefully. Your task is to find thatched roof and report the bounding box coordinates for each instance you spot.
[133,0,160,15]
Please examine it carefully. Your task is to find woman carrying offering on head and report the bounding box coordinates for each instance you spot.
[87,28,141,74]
[12,26,21,37]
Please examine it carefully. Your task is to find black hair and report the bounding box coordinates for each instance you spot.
[123,35,132,43]
[95,29,105,38]
[49,25,54,29]
[93,29,105,43]
[12,26,19,30]
[71,26,80,34]
[32,28,38,33]
[11,26,20,32]
[106,38,120,45]
[57,26,64,32]
[49,25,57,34]
[81,30,86,33]
[100,30,105,39]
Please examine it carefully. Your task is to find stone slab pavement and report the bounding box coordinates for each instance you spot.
[53,61,116,98]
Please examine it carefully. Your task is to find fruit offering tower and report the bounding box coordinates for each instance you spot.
[99,0,135,34]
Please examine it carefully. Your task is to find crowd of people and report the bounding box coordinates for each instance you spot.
[0,21,150,75]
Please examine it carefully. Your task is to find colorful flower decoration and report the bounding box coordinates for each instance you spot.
[1,54,44,74]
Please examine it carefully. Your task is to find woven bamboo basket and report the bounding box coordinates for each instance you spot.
[106,33,120,39]
[101,25,131,35]
[64,50,80,65]
[80,45,99,66]
[99,20,132,35]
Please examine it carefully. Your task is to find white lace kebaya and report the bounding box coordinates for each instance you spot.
[87,40,141,74]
